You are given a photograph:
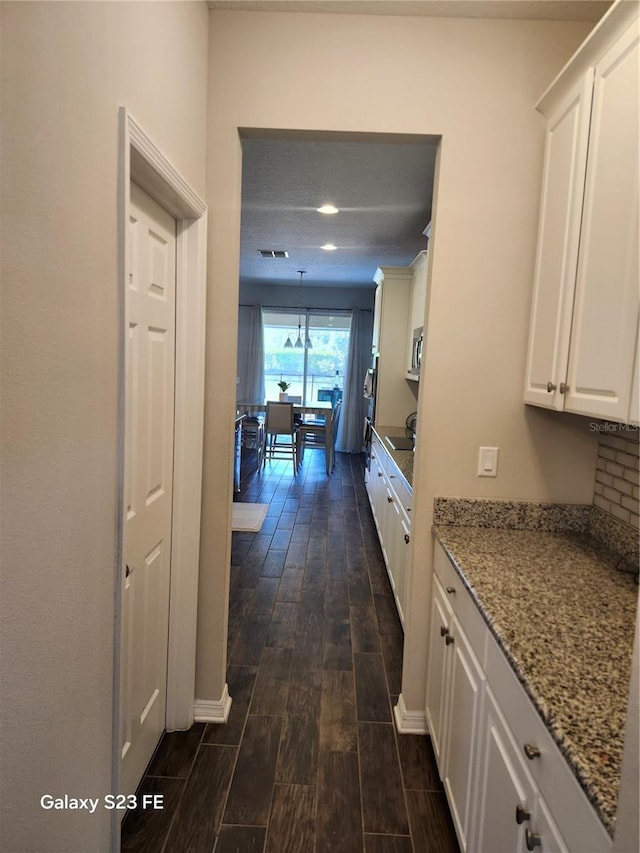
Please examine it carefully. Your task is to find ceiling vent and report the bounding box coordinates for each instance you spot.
[259,249,289,259]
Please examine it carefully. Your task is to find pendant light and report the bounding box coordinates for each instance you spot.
[284,332,293,349]
[294,269,312,349]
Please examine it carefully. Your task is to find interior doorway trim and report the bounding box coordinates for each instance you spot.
[113,108,207,818]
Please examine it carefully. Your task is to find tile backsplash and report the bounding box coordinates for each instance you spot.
[593,427,640,530]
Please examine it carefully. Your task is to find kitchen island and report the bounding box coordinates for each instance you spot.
[433,516,638,837]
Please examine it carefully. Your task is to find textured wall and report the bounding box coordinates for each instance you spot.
[0,2,209,849]
[202,5,596,711]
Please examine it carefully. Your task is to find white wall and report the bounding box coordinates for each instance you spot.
[201,6,597,714]
[0,2,209,850]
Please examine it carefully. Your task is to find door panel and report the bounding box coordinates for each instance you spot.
[120,182,176,797]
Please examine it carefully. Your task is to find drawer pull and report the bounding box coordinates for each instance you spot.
[440,625,449,637]
[404,533,410,544]
[523,743,541,760]
[445,635,454,646]
[446,586,456,594]
[515,805,531,825]
[525,829,541,850]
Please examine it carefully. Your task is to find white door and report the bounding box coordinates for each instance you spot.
[120,181,176,796]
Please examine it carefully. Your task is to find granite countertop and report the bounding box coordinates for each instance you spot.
[433,522,638,834]
[372,424,414,488]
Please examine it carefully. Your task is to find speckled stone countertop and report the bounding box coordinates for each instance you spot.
[433,522,638,834]
[372,425,414,488]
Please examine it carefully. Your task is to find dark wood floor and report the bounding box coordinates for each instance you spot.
[122,449,459,853]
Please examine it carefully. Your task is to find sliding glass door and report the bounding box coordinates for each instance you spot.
[263,309,351,405]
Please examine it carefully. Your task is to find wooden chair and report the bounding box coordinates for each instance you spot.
[241,416,264,470]
[297,400,341,474]
[263,402,298,474]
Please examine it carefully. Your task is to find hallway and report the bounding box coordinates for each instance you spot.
[121,451,459,852]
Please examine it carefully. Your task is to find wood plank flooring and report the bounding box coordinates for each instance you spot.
[121,450,459,853]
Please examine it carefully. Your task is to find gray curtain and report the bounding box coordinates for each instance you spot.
[336,308,368,453]
[244,305,265,403]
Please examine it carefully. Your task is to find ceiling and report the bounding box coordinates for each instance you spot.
[210,1,612,23]
[240,135,437,289]
[232,1,612,290]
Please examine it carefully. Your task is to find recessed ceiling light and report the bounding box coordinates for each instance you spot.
[321,243,337,251]
[317,205,339,215]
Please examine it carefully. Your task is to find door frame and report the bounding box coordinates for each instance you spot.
[112,108,207,825]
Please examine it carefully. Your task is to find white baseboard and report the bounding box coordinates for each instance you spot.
[393,693,428,734]
[194,683,232,723]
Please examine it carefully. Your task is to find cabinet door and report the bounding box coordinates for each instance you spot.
[629,317,639,426]
[530,795,570,853]
[564,22,640,419]
[394,513,411,627]
[523,71,593,410]
[475,688,535,853]
[443,614,486,853]
[372,283,383,354]
[425,577,451,772]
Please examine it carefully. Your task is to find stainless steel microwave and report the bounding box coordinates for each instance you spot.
[410,326,423,377]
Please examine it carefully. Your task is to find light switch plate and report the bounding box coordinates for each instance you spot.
[477,446,499,477]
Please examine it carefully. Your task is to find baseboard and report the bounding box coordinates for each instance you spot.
[194,683,232,723]
[393,693,428,734]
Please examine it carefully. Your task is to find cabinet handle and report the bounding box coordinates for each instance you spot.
[404,533,410,544]
[125,564,132,578]
[546,381,557,393]
[523,743,541,760]
[445,635,454,646]
[446,586,456,594]
[525,829,542,850]
[387,496,393,503]
[377,471,383,477]
[560,382,569,394]
[440,625,449,637]
[515,805,531,824]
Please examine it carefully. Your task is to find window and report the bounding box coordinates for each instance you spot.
[263,309,351,404]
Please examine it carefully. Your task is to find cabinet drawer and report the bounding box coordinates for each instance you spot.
[485,632,612,853]
[387,466,412,517]
[371,436,386,474]
[434,543,488,661]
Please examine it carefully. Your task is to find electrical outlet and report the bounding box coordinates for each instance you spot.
[477,446,499,477]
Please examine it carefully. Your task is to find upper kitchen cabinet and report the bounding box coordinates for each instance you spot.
[405,249,429,379]
[524,0,639,423]
[372,265,417,425]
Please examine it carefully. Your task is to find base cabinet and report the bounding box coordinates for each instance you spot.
[426,575,485,852]
[476,687,568,853]
[365,434,411,627]
[427,542,612,853]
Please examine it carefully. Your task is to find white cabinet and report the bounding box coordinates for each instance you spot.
[364,433,412,628]
[428,541,613,853]
[405,249,428,378]
[524,3,639,422]
[476,687,569,853]
[426,572,485,853]
[372,266,418,425]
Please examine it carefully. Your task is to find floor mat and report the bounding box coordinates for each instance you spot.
[231,502,269,532]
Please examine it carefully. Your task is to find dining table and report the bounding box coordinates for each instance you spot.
[236,400,336,474]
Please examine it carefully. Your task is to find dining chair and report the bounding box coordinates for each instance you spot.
[263,402,298,474]
[241,416,264,470]
[296,400,341,474]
